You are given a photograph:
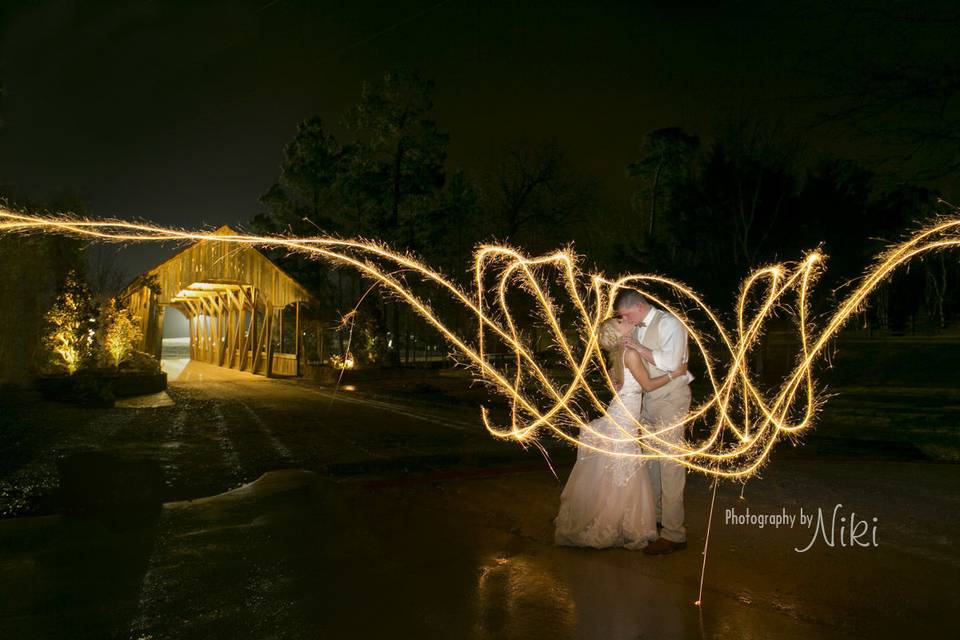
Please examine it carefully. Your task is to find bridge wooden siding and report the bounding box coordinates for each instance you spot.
[122,225,312,377]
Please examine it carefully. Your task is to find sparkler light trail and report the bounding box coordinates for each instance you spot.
[3,206,959,479]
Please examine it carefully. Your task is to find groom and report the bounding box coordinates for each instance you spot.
[614,289,693,555]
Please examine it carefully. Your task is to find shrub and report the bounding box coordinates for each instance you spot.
[100,298,142,368]
[42,270,98,374]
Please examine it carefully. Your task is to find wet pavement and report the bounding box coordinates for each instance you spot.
[0,361,958,638]
[0,360,503,517]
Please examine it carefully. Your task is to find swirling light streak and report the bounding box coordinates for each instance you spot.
[3,206,959,479]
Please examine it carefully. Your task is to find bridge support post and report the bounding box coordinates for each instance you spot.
[265,305,275,378]
[295,301,301,377]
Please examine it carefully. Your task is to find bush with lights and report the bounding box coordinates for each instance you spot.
[99,297,143,368]
[42,270,99,374]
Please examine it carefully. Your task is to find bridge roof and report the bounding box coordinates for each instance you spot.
[125,225,313,308]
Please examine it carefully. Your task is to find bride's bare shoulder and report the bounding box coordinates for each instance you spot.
[623,348,643,367]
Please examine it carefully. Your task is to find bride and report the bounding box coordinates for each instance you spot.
[554,315,689,550]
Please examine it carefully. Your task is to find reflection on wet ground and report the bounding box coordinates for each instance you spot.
[115,390,176,408]
[3,462,956,639]
[0,359,957,638]
[162,357,261,383]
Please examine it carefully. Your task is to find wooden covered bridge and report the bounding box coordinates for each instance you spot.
[122,226,315,377]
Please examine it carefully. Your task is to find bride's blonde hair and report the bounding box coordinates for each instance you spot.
[596,316,625,383]
[596,316,622,353]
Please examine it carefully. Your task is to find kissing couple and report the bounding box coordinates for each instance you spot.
[554,289,693,554]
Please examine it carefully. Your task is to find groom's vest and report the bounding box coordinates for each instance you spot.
[637,309,687,402]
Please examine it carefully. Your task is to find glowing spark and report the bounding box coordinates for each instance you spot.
[3,206,959,478]
[331,352,356,370]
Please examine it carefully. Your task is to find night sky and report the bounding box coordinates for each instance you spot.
[1,1,954,275]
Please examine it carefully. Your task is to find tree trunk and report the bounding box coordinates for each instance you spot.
[388,140,405,367]
[392,141,404,228]
[649,158,663,237]
[404,309,411,366]
[390,304,402,367]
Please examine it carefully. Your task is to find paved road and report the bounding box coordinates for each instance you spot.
[1,361,957,639]
[0,360,526,516]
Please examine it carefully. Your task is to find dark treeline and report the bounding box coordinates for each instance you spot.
[619,114,952,334]
[4,65,955,370]
[251,69,958,367]
[250,69,603,366]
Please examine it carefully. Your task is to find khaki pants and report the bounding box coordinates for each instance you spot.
[641,382,692,543]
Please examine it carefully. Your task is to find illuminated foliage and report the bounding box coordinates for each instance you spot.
[330,352,355,370]
[100,298,143,368]
[42,270,98,374]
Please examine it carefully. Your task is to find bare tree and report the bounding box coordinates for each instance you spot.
[801,0,960,181]
[626,127,700,240]
[713,110,805,270]
[85,244,128,301]
[482,138,598,254]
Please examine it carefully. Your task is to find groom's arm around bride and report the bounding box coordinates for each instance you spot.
[622,316,693,385]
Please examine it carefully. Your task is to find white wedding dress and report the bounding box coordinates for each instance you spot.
[554,350,658,550]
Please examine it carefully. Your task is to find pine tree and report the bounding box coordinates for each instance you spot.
[43,270,98,374]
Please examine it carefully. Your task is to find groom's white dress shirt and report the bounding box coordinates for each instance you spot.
[635,306,694,384]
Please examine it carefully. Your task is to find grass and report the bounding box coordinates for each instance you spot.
[758,331,960,461]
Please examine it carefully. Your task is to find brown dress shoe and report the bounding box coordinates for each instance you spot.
[642,537,687,555]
